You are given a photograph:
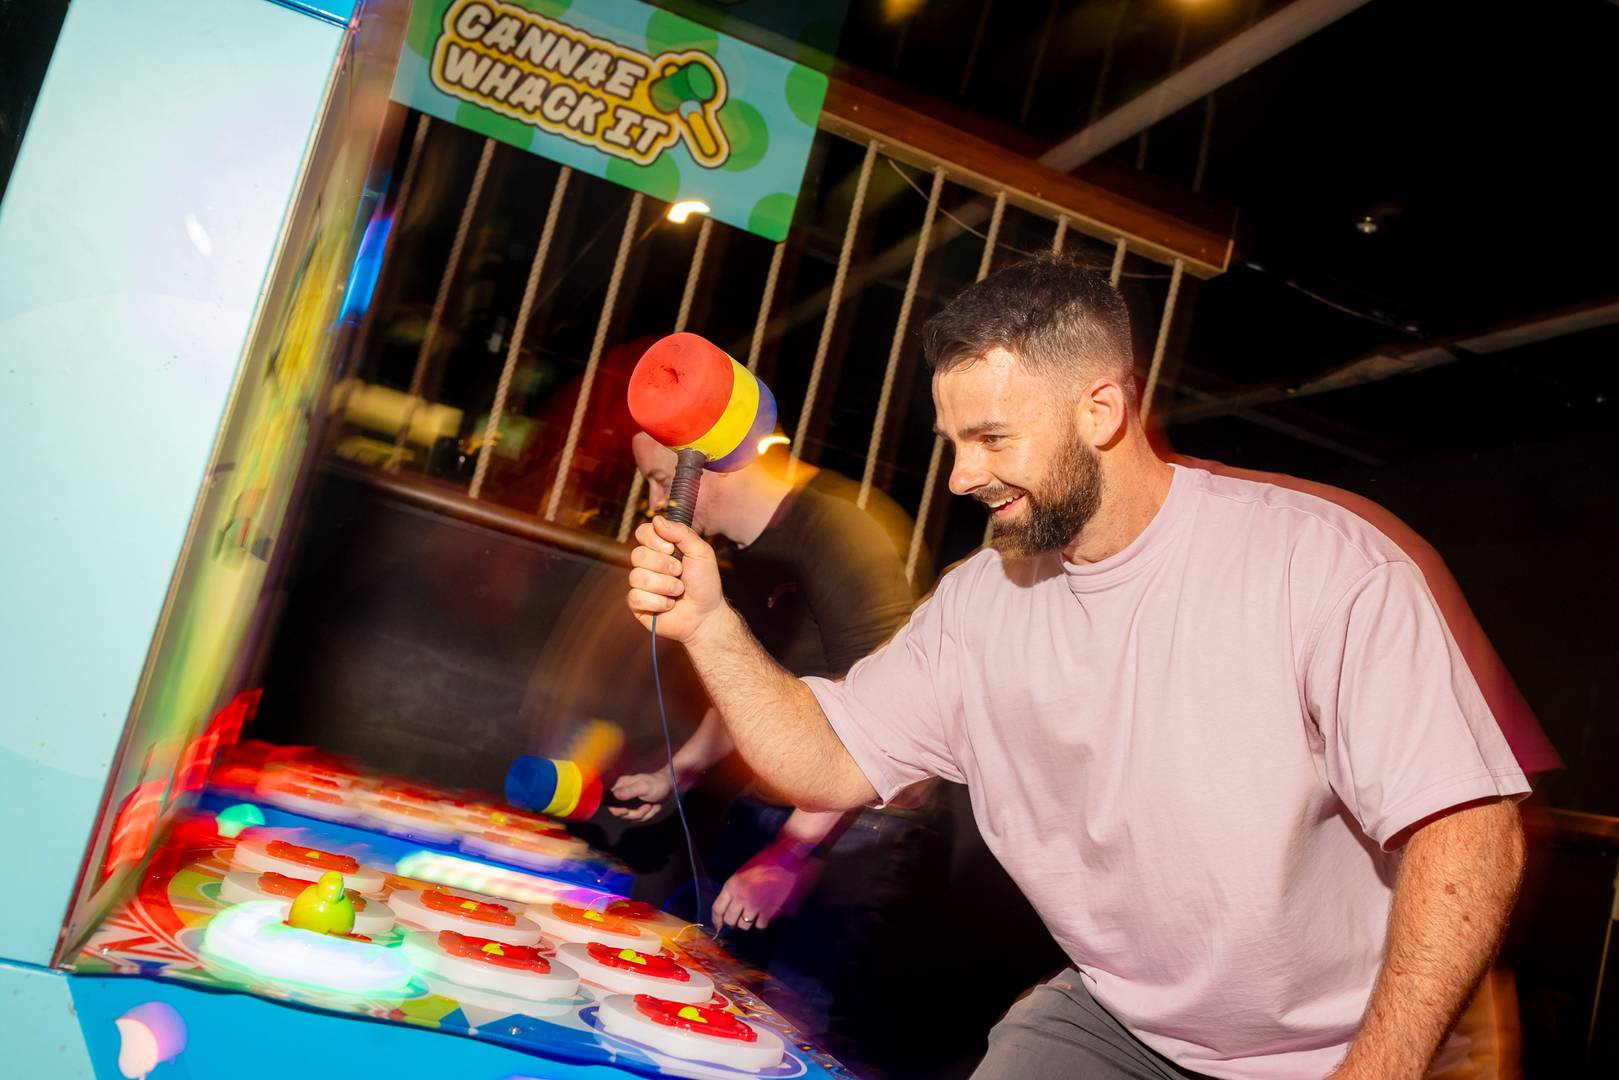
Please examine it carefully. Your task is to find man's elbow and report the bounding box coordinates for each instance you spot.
[790,768,879,815]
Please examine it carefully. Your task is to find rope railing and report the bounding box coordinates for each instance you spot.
[859,165,945,510]
[388,135,495,470]
[469,166,573,499]
[615,215,715,542]
[790,138,879,479]
[350,111,1204,580]
[545,191,644,522]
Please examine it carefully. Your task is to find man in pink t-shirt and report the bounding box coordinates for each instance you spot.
[626,255,1529,1079]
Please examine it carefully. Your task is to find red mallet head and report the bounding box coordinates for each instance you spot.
[627,333,778,474]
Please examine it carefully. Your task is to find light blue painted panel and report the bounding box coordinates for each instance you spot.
[0,961,95,1079]
[0,0,342,965]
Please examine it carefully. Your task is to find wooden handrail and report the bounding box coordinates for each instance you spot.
[818,77,1237,277]
[1531,807,1619,852]
[323,460,633,568]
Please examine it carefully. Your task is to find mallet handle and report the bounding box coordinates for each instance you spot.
[663,448,707,548]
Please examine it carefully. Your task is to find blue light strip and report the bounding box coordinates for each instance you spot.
[264,0,358,28]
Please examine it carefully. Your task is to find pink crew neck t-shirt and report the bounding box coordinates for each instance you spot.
[805,463,1529,1079]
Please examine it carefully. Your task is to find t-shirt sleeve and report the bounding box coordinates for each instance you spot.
[1304,560,1530,850]
[803,584,965,804]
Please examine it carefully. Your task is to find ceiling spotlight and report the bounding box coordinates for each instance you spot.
[1353,201,1402,236]
[666,200,710,224]
[756,433,790,454]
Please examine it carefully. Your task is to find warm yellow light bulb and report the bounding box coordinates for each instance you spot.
[666,200,711,224]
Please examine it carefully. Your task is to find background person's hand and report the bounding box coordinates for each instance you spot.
[608,770,676,822]
[710,847,823,931]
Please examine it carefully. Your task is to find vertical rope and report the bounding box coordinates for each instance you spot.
[977,191,1007,280]
[1140,258,1184,423]
[388,136,496,469]
[546,192,644,522]
[859,165,944,510]
[674,216,712,332]
[392,113,433,236]
[469,166,572,499]
[616,213,712,541]
[1051,214,1068,254]
[906,191,1005,578]
[908,437,948,581]
[1109,237,1128,288]
[791,139,878,473]
[747,241,787,373]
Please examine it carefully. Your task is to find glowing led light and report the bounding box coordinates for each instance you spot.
[755,433,790,454]
[214,803,265,839]
[666,200,710,224]
[395,850,618,908]
[199,902,414,996]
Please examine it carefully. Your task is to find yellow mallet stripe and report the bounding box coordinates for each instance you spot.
[681,359,758,461]
[543,758,584,816]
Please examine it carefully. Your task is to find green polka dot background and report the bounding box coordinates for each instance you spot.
[390,0,829,242]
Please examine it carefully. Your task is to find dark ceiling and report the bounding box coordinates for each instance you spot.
[830,0,1619,468]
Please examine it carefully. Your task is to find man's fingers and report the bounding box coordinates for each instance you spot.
[613,774,652,798]
[630,545,682,577]
[651,516,708,559]
[753,911,772,930]
[627,589,676,615]
[628,567,684,598]
[635,521,677,556]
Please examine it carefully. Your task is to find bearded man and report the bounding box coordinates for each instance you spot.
[625,254,1528,1080]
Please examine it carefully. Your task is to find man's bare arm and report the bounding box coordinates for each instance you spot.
[628,516,877,812]
[1328,798,1526,1079]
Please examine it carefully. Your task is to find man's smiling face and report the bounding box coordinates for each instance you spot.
[934,346,1103,558]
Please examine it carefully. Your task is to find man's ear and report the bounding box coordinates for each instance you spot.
[1078,377,1130,449]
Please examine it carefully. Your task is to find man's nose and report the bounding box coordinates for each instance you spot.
[949,454,990,497]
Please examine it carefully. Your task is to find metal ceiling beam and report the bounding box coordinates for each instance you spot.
[1040,0,1376,172]
[1166,295,1619,425]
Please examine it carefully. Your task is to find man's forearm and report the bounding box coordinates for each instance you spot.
[1334,798,1526,1078]
[684,607,877,812]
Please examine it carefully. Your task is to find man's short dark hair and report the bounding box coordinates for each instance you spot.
[921,253,1136,404]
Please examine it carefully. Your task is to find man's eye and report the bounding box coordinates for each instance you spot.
[981,435,1003,447]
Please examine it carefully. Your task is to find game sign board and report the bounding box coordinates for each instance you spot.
[391,0,828,241]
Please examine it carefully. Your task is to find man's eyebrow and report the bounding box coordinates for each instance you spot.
[933,421,1010,439]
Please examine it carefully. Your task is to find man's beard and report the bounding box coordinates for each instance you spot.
[981,432,1103,558]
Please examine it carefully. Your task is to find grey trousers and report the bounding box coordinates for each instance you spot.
[972,968,1216,1080]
